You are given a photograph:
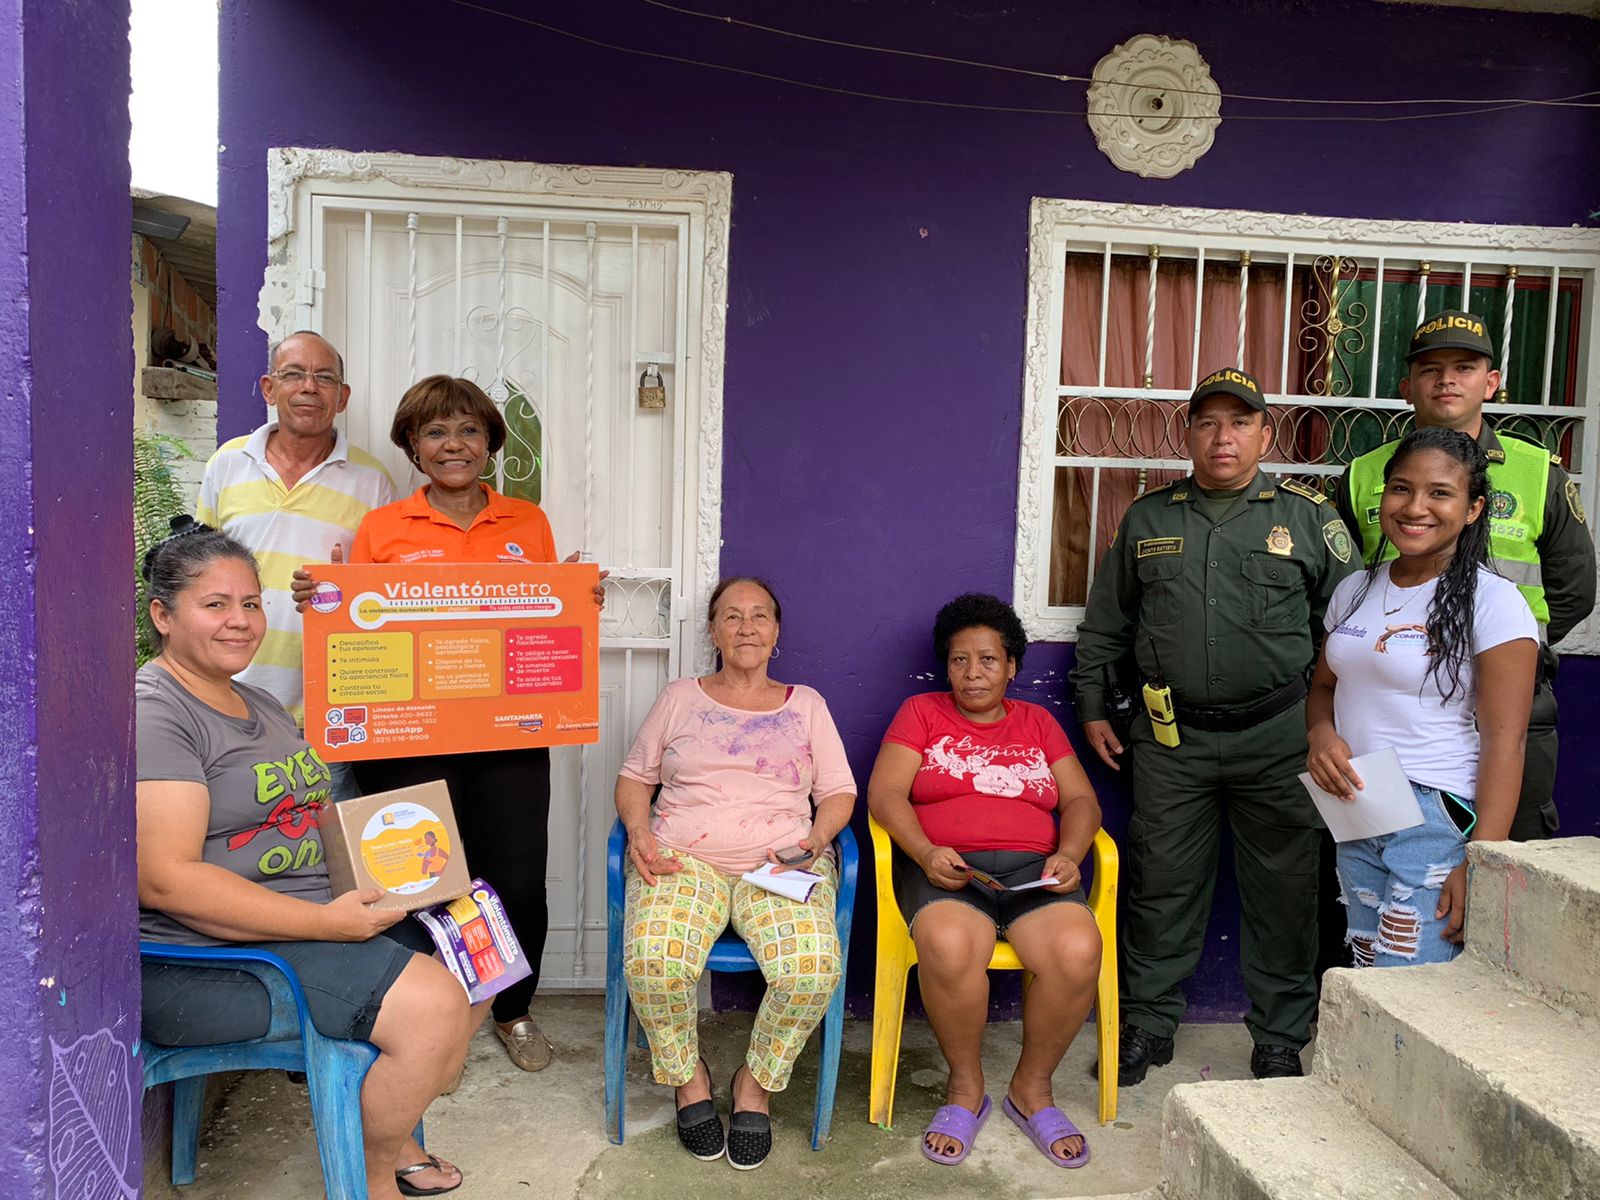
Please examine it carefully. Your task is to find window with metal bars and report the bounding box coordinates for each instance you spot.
[1013,199,1600,647]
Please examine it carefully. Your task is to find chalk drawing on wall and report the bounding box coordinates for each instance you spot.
[48,1029,138,1199]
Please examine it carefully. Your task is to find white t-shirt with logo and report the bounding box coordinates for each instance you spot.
[1323,563,1537,797]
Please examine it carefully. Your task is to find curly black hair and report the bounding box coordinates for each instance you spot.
[1338,426,1493,703]
[933,592,1027,668]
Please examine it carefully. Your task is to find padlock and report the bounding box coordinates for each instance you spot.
[637,364,666,409]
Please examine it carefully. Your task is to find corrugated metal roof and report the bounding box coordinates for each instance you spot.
[131,189,217,313]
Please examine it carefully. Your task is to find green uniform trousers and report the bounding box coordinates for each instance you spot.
[1509,680,1559,841]
[1122,701,1320,1049]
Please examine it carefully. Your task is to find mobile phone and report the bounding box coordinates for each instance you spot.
[775,844,811,864]
[1441,791,1476,837]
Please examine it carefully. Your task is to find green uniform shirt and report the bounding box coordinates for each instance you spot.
[1071,470,1358,721]
[1332,423,1596,646]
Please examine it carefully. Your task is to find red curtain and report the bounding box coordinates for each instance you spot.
[1050,255,1306,606]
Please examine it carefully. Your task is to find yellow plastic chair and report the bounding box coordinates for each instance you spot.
[867,814,1119,1128]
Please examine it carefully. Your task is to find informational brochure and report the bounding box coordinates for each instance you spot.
[1298,746,1425,842]
[740,862,822,903]
[303,563,599,761]
[412,878,532,1004]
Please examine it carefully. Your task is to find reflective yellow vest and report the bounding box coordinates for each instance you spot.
[1346,433,1549,624]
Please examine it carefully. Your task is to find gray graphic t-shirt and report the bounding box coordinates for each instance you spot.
[137,663,334,944]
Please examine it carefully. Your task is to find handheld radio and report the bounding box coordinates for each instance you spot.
[1142,637,1180,748]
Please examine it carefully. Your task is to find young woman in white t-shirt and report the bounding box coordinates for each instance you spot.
[1306,427,1538,968]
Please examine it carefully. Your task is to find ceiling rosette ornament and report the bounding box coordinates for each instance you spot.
[1086,35,1221,179]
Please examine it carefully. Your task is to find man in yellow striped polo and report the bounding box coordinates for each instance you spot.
[196,331,396,797]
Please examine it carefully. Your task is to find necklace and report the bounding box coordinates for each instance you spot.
[1382,572,1431,617]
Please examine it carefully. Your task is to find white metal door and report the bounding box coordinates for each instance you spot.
[316,202,687,989]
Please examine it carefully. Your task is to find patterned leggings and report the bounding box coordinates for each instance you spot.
[623,849,841,1091]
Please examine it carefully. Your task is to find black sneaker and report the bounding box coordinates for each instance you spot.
[726,1110,771,1170]
[1250,1043,1304,1079]
[1115,1023,1175,1086]
[675,1058,724,1161]
[726,1066,771,1170]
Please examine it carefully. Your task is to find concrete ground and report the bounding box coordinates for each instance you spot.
[143,996,1277,1200]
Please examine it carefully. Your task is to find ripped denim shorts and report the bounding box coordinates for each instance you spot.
[1335,781,1469,968]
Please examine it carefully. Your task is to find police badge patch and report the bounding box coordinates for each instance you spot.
[1323,519,1353,563]
[1567,479,1586,525]
[1489,490,1518,520]
[1266,526,1294,556]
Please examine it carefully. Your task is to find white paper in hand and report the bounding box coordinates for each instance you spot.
[1298,746,1425,842]
[1008,877,1061,892]
[740,862,821,903]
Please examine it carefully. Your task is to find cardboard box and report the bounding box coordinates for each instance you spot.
[413,879,533,1004]
[318,780,473,912]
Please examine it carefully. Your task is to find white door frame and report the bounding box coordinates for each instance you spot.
[259,147,731,672]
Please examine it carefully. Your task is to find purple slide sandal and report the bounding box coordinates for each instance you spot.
[920,1094,992,1165]
[1002,1095,1091,1168]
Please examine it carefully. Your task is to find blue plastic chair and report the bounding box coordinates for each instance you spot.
[603,819,858,1150]
[140,942,423,1199]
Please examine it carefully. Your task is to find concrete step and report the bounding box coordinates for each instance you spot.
[1464,837,1600,1022]
[1161,1076,1460,1199]
[1316,956,1600,1200]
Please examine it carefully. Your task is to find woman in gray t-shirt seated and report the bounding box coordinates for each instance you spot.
[137,519,482,1200]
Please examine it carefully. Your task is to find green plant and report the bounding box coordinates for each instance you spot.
[133,433,194,665]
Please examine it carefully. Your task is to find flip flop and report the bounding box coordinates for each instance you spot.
[1002,1095,1090,1168]
[920,1093,992,1165]
[395,1153,463,1196]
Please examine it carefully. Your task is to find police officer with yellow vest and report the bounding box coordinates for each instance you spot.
[1334,311,1594,840]
[1071,367,1355,1085]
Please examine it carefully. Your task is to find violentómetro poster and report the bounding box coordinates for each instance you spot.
[302,563,600,761]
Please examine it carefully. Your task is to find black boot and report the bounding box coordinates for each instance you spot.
[1250,1043,1304,1079]
[1116,1023,1175,1086]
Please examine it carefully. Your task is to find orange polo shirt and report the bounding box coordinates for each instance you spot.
[350,485,558,565]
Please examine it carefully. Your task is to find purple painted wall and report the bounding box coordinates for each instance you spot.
[218,0,1600,1018]
[0,1,139,1195]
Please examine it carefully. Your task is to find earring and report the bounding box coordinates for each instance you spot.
[770,644,781,659]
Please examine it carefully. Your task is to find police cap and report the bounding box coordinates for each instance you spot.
[1190,366,1267,413]
[1407,310,1495,362]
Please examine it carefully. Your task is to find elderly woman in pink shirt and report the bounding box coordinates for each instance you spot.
[614,577,856,1171]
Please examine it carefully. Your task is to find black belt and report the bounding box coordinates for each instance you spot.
[1173,676,1307,733]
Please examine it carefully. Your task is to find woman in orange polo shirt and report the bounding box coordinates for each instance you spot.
[299,375,592,1075]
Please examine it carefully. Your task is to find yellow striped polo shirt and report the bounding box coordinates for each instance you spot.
[195,423,397,724]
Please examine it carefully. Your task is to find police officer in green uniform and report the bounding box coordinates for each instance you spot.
[1070,367,1355,1084]
[1334,311,1594,840]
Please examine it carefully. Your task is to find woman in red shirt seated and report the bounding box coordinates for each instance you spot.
[868,593,1102,1170]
